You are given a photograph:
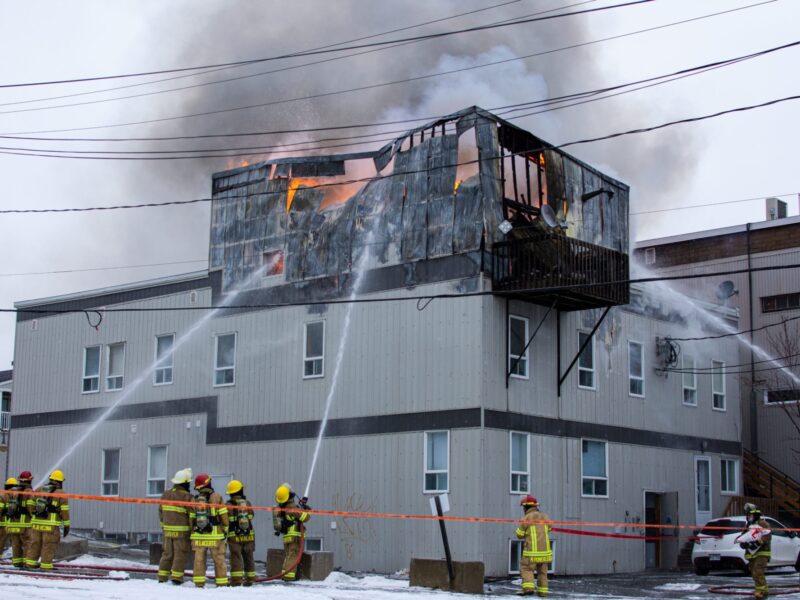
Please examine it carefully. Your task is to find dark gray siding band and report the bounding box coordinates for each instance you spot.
[11,400,740,454]
[484,410,741,455]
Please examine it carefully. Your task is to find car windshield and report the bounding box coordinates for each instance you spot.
[700,519,746,536]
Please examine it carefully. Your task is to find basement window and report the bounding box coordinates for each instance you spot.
[509,540,523,575]
[82,345,101,394]
[304,538,323,552]
[214,333,236,387]
[303,321,325,379]
[578,332,595,390]
[581,439,608,498]
[102,448,120,497]
[508,315,529,379]
[682,355,697,406]
[106,342,125,391]
[711,360,726,411]
[424,430,449,493]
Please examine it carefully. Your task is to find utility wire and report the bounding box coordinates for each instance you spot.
[8,261,800,314]
[0,0,651,90]
[0,259,208,277]
[0,1,772,138]
[4,38,793,157]
[668,314,800,342]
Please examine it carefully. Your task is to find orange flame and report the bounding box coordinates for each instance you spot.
[453,179,462,194]
[286,178,319,212]
[539,153,546,167]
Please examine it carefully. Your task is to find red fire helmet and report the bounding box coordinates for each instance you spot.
[520,495,539,507]
[18,471,33,482]
[194,473,212,489]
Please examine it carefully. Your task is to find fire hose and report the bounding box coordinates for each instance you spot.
[707,583,800,596]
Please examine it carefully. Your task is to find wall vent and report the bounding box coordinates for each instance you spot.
[644,247,656,265]
[31,319,38,331]
[189,291,198,305]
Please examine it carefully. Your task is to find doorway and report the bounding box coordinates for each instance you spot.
[644,491,679,569]
[694,456,711,525]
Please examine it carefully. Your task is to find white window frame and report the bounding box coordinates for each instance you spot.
[146,445,168,498]
[303,321,325,379]
[682,355,697,406]
[153,333,175,386]
[508,315,530,380]
[101,448,121,497]
[628,340,645,398]
[508,538,556,575]
[105,342,126,391]
[213,332,237,387]
[720,458,739,495]
[423,430,450,494]
[711,360,726,411]
[82,345,101,394]
[578,331,596,390]
[581,438,609,499]
[509,431,530,494]
[304,537,323,552]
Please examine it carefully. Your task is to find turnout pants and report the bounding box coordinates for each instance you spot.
[520,556,549,597]
[192,539,228,587]
[9,530,28,567]
[0,526,6,554]
[25,527,60,570]
[282,538,301,581]
[228,540,256,586]
[158,534,190,583]
[749,556,769,599]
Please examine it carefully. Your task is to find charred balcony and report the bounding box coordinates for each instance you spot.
[491,232,629,311]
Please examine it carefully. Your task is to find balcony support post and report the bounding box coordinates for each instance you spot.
[506,298,557,387]
[557,306,611,396]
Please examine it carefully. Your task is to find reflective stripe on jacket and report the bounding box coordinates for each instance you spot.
[278,499,309,542]
[27,486,70,530]
[190,489,229,543]
[159,486,193,538]
[227,497,255,543]
[515,507,552,563]
[2,488,31,532]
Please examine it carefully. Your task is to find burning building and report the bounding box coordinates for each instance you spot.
[11,107,741,576]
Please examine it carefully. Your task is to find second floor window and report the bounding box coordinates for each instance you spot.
[106,342,125,391]
[578,332,595,389]
[214,333,236,386]
[682,355,697,406]
[83,345,101,393]
[154,334,174,385]
[102,448,120,496]
[508,316,529,379]
[712,361,726,410]
[304,321,325,378]
[628,341,644,397]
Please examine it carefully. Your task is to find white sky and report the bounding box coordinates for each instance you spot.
[1,0,798,370]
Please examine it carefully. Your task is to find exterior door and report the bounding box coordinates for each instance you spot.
[660,491,680,569]
[694,457,711,525]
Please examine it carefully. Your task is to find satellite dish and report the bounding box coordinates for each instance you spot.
[716,280,738,301]
[540,204,558,229]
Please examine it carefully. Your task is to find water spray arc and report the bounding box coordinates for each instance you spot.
[40,259,276,486]
[303,231,375,499]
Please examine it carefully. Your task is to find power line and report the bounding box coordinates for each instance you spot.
[0,0,650,90]
[8,261,800,314]
[631,192,800,216]
[0,1,773,138]
[0,259,208,277]
[4,38,794,158]
[668,314,800,342]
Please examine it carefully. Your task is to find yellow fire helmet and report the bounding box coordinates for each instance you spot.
[5,477,18,486]
[275,483,291,504]
[49,470,65,482]
[226,479,244,495]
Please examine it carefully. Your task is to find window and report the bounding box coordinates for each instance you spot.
[82,345,101,393]
[761,292,800,313]
[147,445,167,497]
[578,332,595,389]
[154,334,174,385]
[644,247,656,265]
[509,539,523,574]
[508,316,529,379]
[263,250,284,276]
[721,458,738,495]
[214,333,236,386]
[712,360,726,410]
[304,538,323,552]
[303,321,324,378]
[510,432,529,493]
[682,355,697,406]
[102,449,120,496]
[628,341,644,397]
[581,439,608,497]
[764,389,800,404]
[424,431,449,493]
[106,342,125,391]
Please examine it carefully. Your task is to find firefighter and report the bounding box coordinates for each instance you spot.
[190,473,229,588]
[273,483,310,582]
[226,480,256,586]
[4,477,30,568]
[25,470,70,570]
[0,477,13,553]
[741,503,772,599]
[158,468,194,585]
[515,496,552,597]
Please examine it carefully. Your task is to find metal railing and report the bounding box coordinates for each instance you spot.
[491,233,629,308]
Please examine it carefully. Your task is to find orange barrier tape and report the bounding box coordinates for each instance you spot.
[5,489,796,533]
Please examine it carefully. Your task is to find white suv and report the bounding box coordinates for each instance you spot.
[692,515,800,575]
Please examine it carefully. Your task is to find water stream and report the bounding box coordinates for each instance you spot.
[303,232,374,499]
[40,260,275,484]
